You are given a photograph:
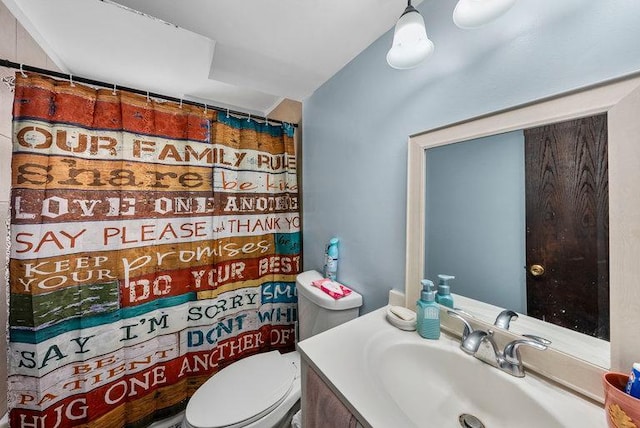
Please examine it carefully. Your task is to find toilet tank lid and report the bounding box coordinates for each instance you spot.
[296,270,363,310]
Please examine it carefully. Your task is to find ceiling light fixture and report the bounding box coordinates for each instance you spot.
[453,0,517,29]
[386,0,434,70]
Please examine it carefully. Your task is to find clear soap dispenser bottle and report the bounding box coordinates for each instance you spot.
[416,279,440,340]
[436,274,455,308]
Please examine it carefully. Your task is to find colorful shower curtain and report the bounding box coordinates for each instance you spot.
[7,73,300,428]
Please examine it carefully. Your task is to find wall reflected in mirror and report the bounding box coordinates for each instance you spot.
[425,114,609,340]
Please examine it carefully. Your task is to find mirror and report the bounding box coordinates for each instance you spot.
[424,115,610,341]
[425,131,527,314]
[405,74,640,399]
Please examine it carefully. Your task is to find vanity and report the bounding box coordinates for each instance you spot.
[297,307,604,427]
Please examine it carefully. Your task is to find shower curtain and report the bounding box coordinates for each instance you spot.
[7,73,300,428]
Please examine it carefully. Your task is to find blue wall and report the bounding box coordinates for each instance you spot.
[425,131,525,312]
[302,1,640,314]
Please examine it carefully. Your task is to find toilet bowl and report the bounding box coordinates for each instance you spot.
[183,351,301,428]
[183,270,363,428]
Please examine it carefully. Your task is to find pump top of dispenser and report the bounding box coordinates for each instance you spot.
[420,279,436,302]
[437,274,455,295]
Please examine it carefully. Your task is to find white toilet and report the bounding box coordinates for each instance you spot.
[183,270,363,428]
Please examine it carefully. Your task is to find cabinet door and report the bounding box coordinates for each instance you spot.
[303,366,364,428]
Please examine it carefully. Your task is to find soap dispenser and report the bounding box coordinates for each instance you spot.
[416,279,440,340]
[436,274,455,308]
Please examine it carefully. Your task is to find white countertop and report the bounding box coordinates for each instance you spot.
[297,307,605,428]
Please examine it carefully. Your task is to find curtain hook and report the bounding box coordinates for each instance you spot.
[226,108,230,119]
[179,98,183,109]
[204,103,208,115]
[69,74,75,87]
[264,115,268,126]
[146,91,150,103]
[247,113,251,123]
[19,64,27,78]
[112,83,117,96]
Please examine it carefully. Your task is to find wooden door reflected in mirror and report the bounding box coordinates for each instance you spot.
[524,114,609,340]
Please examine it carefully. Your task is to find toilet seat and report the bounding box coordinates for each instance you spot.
[185,351,297,428]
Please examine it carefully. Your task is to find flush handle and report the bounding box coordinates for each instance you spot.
[529,264,545,277]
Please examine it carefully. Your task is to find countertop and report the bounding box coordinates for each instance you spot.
[297,307,605,428]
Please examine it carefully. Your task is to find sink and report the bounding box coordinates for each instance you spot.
[298,308,604,428]
[367,338,566,427]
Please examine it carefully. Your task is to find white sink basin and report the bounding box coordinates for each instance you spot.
[368,339,568,427]
[298,308,604,428]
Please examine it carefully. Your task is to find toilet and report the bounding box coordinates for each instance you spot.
[183,270,363,428]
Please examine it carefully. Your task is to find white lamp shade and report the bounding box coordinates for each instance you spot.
[386,9,434,70]
[453,0,517,29]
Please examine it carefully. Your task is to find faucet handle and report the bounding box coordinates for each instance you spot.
[446,310,473,341]
[503,337,548,363]
[494,309,518,329]
[522,334,552,346]
[453,308,473,318]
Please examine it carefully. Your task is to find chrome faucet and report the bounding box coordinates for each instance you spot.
[447,310,550,378]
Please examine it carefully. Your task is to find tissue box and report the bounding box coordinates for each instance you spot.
[311,278,352,299]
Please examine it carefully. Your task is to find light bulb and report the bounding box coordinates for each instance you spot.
[387,7,434,69]
[453,0,517,29]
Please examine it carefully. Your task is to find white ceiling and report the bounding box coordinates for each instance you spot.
[2,0,422,115]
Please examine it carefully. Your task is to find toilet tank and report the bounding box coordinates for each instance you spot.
[296,270,363,342]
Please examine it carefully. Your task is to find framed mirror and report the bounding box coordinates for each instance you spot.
[405,73,640,401]
[424,114,609,341]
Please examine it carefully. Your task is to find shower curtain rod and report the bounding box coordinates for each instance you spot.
[0,58,297,128]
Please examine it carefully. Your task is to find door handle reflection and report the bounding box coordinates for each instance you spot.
[529,264,545,277]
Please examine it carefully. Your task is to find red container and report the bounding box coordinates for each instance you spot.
[603,372,640,428]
